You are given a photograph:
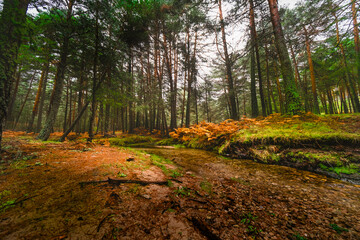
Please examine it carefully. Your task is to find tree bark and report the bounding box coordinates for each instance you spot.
[0,0,30,150]
[13,71,36,130]
[267,0,302,114]
[186,31,198,127]
[304,26,320,114]
[264,44,273,114]
[334,11,360,112]
[249,0,266,116]
[28,61,50,133]
[37,0,74,141]
[352,0,360,88]
[36,67,49,133]
[250,43,259,118]
[88,1,99,141]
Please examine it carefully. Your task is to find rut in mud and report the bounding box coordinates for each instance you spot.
[0,132,360,239]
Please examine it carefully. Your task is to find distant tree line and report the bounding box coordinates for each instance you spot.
[0,0,359,149]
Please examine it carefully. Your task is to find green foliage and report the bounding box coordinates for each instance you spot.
[150,154,181,178]
[0,190,15,212]
[174,186,191,197]
[156,138,177,146]
[0,199,16,211]
[170,170,182,178]
[240,212,258,224]
[230,177,251,186]
[292,233,308,240]
[117,172,127,178]
[240,212,262,236]
[330,223,348,234]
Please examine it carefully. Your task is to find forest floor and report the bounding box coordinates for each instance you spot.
[0,130,360,239]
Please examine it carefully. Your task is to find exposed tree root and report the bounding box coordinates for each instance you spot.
[80,177,182,187]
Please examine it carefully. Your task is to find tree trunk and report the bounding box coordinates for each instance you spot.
[249,0,266,116]
[88,2,99,141]
[264,44,273,114]
[13,71,36,130]
[63,78,69,133]
[352,0,360,88]
[218,0,238,120]
[186,31,198,127]
[37,0,74,141]
[304,27,320,114]
[267,0,302,114]
[334,11,360,112]
[250,44,259,118]
[0,0,30,150]
[181,28,190,127]
[7,66,22,126]
[36,67,49,133]
[162,26,177,129]
[326,88,334,114]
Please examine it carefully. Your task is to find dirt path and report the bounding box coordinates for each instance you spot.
[0,132,360,239]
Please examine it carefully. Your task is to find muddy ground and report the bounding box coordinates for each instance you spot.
[0,131,360,239]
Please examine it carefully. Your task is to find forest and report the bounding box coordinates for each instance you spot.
[0,0,360,239]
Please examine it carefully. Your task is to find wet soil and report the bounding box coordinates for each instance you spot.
[0,132,360,239]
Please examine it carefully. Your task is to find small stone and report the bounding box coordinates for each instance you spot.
[126,157,135,162]
[141,194,151,199]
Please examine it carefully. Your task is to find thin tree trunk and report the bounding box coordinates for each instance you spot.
[63,78,69,133]
[181,28,190,127]
[13,71,36,130]
[7,66,22,126]
[352,0,360,88]
[250,0,266,116]
[265,44,273,114]
[218,0,238,120]
[250,43,259,118]
[304,26,320,114]
[36,67,49,133]
[334,11,360,112]
[186,31,198,127]
[88,1,99,141]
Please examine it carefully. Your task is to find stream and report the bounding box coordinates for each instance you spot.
[139,147,356,187]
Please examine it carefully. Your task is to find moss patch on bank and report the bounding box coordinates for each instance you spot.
[169,113,360,183]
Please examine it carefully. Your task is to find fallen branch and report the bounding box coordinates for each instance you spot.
[80,177,182,187]
[0,194,38,210]
[97,213,113,232]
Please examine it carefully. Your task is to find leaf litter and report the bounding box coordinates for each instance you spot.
[0,131,359,239]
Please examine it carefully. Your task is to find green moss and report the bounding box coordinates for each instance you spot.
[330,223,348,234]
[200,181,212,194]
[109,135,155,147]
[150,154,180,177]
[156,138,177,146]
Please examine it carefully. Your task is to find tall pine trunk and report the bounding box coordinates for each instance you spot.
[37,0,74,141]
[0,0,30,150]
[218,0,238,120]
[28,61,50,132]
[304,27,320,114]
[268,0,302,114]
[249,0,266,116]
[352,0,360,88]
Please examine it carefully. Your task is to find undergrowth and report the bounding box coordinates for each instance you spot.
[170,113,360,153]
[109,135,155,147]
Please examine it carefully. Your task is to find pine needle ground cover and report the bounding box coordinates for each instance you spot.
[1,131,360,239]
